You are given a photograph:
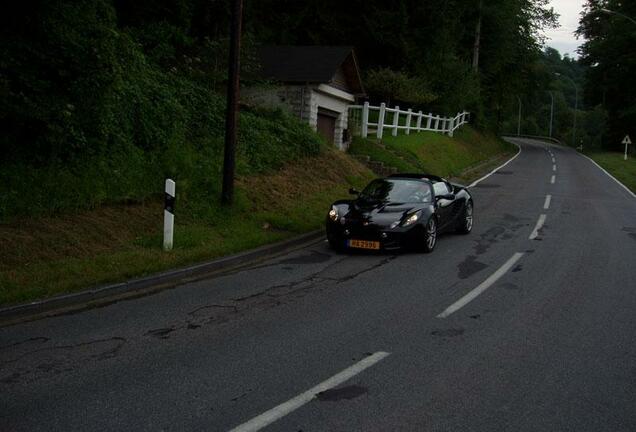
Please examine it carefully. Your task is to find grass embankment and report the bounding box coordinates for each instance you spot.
[349,126,515,181]
[0,149,373,306]
[587,152,636,193]
[0,121,512,307]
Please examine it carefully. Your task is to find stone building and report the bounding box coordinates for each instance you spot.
[244,46,365,150]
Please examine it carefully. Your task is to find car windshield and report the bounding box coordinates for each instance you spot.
[359,179,432,203]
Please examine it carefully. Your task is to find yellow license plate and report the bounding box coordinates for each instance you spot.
[348,239,380,250]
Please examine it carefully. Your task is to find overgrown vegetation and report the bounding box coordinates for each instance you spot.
[0,1,325,220]
[578,1,636,150]
[364,68,436,107]
[1,0,559,173]
[0,103,322,219]
[0,150,373,305]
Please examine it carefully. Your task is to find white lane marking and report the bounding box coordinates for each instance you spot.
[529,214,547,240]
[579,154,636,199]
[468,142,521,188]
[551,157,555,163]
[437,253,525,318]
[550,175,556,184]
[543,194,552,210]
[228,352,390,432]
[553,164,557,172]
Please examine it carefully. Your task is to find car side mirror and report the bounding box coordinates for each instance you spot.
[436,193,455,201]
[349,188,360,195]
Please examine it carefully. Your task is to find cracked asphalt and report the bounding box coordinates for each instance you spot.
[2,138,636,431]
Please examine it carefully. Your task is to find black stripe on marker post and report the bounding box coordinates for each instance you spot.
[165,192,175,214]
[164,179,176,251]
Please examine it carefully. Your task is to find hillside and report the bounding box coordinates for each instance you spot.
[350,126,515,182]
[1,122,515,306]
[0,148,373,305]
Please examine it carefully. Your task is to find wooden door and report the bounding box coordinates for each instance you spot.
[317,109,337,145]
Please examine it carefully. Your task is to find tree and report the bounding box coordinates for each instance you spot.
[364,68,436,107]
[577,0,636,149]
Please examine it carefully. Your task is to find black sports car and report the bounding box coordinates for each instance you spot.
[326,174,473,253]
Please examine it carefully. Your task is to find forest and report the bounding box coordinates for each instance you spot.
[0,0,633,218]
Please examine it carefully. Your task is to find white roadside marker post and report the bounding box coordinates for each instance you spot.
[164,179,176,251]
[623,135,631,161]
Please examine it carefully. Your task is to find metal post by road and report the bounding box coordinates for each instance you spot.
[517,96,522,137]
[548,91,554,138]
[221,0,243,205]
[555,73,577,147]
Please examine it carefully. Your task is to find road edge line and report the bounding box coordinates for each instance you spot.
[468,140,522,188]
[578,153,636,199]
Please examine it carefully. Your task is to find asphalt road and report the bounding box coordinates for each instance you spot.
[2,138,636,431]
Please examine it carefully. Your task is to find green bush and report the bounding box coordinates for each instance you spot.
[0,103,322,220]
[0,1,323,220]
[365,68,437,107]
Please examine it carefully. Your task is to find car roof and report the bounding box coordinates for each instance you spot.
[388,173,445,183]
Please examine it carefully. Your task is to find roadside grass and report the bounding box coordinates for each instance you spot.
[383,127,514,177]
[587,152,636,193]
[349,126,515,179]
[0,126,515,306]
[0,149,373,306]
[348,137,419,172]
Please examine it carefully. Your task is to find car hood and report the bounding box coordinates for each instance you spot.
[344,200,423,226]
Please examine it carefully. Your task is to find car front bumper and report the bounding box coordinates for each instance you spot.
[326,218,423,251]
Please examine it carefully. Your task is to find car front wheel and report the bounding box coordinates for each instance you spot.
[422,217,437,253]
[457,200,473,234]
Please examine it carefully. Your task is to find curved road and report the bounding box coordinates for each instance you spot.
[2,138,636,431]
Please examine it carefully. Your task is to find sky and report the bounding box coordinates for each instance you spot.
[543,0,586,58]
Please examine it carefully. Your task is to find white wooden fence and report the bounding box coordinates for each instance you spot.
[349,102,470,139]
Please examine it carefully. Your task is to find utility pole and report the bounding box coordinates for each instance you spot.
[221,0,243,205]
[573,86,578,148]
[555,73,577,147]
[472,0,483,72]
[548,91,554,138]
[517,96,522,136]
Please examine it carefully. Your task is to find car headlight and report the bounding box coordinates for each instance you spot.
[328,205,339,221]
[401,211,420,227]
